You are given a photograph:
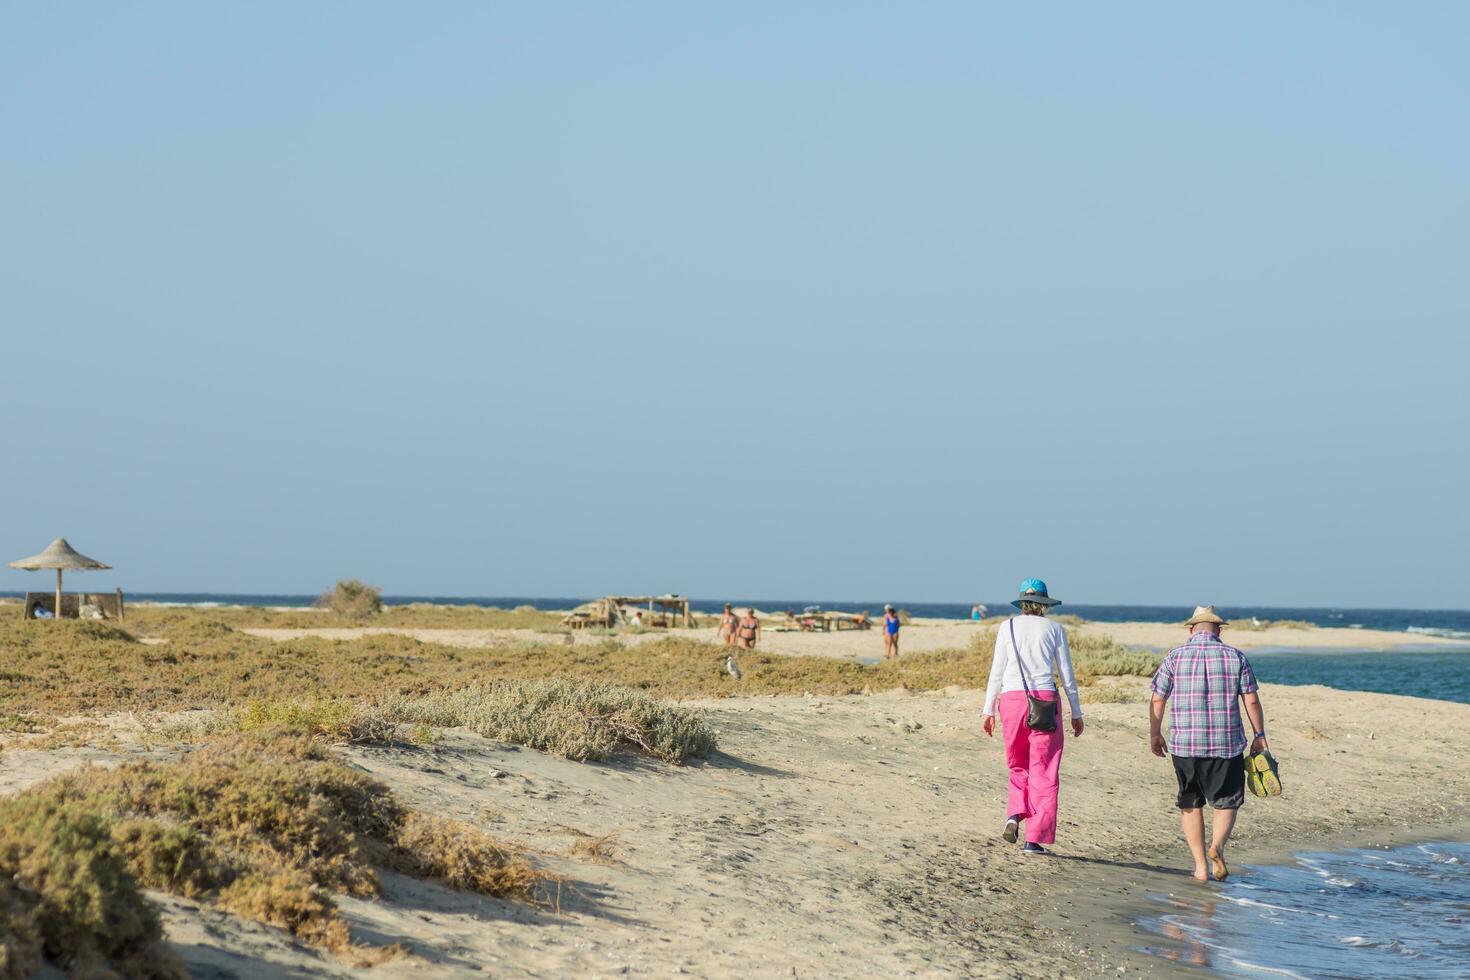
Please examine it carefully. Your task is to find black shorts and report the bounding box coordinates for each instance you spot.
[1172,755,1245,810]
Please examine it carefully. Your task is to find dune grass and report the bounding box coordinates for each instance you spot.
[1225,618,1313,631]
[175,682,718,765]
[0,733,550,976]
[376,679,719,763]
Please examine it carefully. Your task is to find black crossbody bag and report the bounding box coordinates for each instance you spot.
[1009,619,1058,732]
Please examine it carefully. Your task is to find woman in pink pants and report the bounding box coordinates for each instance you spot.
[981,579,1084,855]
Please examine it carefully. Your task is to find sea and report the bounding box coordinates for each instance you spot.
[1139,842,1470,979]
[9,591,1467,976]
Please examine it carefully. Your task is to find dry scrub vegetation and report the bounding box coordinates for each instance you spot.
[122,601,570,633]
[0,617,1158,725]
[0,733,550,977]
[315,579,385,620]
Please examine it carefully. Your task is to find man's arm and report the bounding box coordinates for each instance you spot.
[1148,652,1175,757]
[1148,695,1168,757]
[1242,690,1267,754]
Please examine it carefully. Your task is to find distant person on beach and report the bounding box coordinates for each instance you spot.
[719,603,739,645]
[971,604,987,621]
[1149,605,1268,882]
[738,608,760,649]
[981,579,1084,855]
[883,604,901,659]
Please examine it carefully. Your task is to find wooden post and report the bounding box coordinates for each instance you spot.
[55,568,63,624]
[117,588,125,623]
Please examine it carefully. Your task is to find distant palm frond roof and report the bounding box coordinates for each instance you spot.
[8,538,111,571]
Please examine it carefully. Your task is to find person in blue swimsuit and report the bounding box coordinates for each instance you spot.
[883,604,901,659]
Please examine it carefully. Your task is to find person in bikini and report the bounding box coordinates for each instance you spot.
[718,603,739,645]
[737,608,760,649]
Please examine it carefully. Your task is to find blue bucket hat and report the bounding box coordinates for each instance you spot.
[1011,578,1061,609]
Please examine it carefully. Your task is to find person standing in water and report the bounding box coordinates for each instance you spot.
[1150,605,1268,882]
[718,603,739,646]
[981,579,1084,855]
[883,604,901,659]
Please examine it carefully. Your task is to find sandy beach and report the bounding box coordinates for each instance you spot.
[238,617,1470,662]
[4,674,1467,977]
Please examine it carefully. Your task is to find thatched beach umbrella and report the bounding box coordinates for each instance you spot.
[8,538,111,622]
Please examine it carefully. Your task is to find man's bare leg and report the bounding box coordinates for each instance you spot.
[1180,808,1208,880]
[1208,807,1238,879]
[1210,807,1238,853]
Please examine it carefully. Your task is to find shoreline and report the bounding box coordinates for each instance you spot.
[1054,817,1470,977]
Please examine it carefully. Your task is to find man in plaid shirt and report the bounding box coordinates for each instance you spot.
[1150,606,1269,882]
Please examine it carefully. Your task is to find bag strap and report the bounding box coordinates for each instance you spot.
[1009,618,1036,693]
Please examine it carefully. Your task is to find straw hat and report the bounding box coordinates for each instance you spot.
[1184,605,1228,627]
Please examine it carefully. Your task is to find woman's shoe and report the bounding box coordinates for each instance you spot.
[1003,818,1020,844]
[1022,842,1048,855]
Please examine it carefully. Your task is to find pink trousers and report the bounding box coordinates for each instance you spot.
[998,690,1065,844]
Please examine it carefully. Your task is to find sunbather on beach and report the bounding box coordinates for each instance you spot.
[719,603,739,645]
[883,604,900,659]
[1149,605,1269,882]
[981,579,1084,855]
[738,608,760,649]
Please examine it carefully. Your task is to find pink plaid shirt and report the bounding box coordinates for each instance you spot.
[1151,632,1258,758]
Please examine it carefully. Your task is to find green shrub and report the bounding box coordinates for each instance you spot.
[229,697,397,743]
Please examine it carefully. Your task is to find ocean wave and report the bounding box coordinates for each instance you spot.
[1335,935,1424,957]
[1225,957,1311,979]
[1407,626,1470,639]
[1220,895,1334,917]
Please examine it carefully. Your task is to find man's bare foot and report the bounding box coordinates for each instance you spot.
[1208,849,1229,881]
[1192,867,1210,882]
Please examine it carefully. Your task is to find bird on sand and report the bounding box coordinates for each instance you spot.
[725,655,742,680]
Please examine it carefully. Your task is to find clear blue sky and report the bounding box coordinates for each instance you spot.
[3,4,1466,607]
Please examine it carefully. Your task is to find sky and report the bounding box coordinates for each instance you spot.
[2,4,1467,608]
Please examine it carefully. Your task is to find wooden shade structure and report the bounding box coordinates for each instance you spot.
[563,595,693,630]
[8,538,111,624]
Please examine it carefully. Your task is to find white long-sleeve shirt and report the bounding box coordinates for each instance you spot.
[981,615,1083,718]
